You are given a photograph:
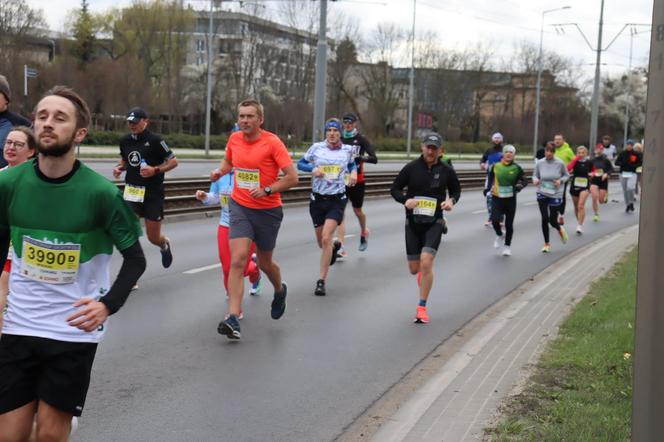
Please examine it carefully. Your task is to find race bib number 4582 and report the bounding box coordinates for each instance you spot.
[21,237,81,284]
[235,168,260,189]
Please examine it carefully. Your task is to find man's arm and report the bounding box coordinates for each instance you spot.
[361,137,378,164]
[390,165,410,204]
[0,228,9,271]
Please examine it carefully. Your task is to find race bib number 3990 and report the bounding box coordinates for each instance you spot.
[21,237,81,284]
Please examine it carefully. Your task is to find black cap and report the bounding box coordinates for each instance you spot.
[126,107,148,123]
[342,113,357,123]
[422,132,443,148]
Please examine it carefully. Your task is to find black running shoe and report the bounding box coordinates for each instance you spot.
[330,241,341,266]
[271,282,287,319]
[314,279,326,296]
[160,238,173,268]
[218,314,241,339]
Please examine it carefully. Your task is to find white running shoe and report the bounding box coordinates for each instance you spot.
[576,225,583,235]
[494,235,504,249]
[501,246,512,256]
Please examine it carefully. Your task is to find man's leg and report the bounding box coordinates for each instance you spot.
[35,400,73,442]
[417,252,435,301]
[318,219,338,280]
[255,248,282,293]
[0,401,36,442]
[145,219,166,248]
[227,238,252,316]
[353,207,367,235]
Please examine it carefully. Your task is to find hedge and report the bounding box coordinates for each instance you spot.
[84,131,228,150]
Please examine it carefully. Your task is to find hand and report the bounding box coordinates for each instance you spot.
[602,173,609,181]
[67,298,110,332]
[249,187,267,199]
[440,199,454,211]
[480,163,487,171]
[139,166,156,178]
[553,179,561,188]
[195,190,207,201]
[532,178,540,186]
[112,166,123,179]
[348,171,358,187]
[312,167,324,178]
[404,198,418,210]
[210,168,223,182]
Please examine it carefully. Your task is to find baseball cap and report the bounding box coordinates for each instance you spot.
[342,113,357,123]
[491,132,503,142]
[127,107,148,123]
[626,139,635,146]
[422,133,443,148]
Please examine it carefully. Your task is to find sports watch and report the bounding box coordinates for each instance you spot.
[264,186,272,195]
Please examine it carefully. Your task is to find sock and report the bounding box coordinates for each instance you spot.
[418,299,427,307]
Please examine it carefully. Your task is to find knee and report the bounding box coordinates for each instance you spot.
[419,258,434,273]
[320,233,333,248]
[36,423,69,442]
[353,207,363,217]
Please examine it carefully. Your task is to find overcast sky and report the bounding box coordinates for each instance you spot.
[28,0,654,83]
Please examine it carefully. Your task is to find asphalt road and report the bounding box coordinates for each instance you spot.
[83,158,488,180]
[72,183,637,441]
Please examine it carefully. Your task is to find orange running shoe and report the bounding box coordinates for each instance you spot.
[414,305,429,324]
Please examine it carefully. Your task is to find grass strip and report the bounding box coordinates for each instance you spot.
[486,248,637,442]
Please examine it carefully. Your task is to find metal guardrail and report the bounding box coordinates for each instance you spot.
[114,168,619,217]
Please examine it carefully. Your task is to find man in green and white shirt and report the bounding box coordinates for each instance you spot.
[0,86,146,440]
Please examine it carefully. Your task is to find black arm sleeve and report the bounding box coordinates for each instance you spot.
[614,152,624,167]
[100,240,146,315]
[447,168,461,203]
[515,167,528,192]
[0,229,9,271]
[390,165,410,204]
[361,137,378,164]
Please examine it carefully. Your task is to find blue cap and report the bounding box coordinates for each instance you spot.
[626,139,635,146]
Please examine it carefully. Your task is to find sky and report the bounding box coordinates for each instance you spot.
[27,0,654,84]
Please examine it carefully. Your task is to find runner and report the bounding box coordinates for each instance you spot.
[113,107,177,269]
[552,133,575,225]
[297,118,357,296]
[0,127,37,334]
[614,139,642,213]
[0,86,145,441]
[589,143,613,222]
[0,75,32,169]
[485,145,527,256]
[566,146,592,234]
[335,113,377,258]
[195,173,262,305]
[634,142,644,195]
[598,134,617,161]
[390,133,460,324]
[533,142,569,253]
[479,132,504,227]
[211,99,298,340]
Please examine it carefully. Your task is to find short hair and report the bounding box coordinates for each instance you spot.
[602,135,611,141]
[576,145,588,155]
[553,133,564,139]
[238,99,264,119]
[38,85,91,130]
[9,126,37,153]
[544,141,556,151]
[634,143,643,153]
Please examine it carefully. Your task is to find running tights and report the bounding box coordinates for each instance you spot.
[537,200,561,243]
[491,197,516,246]
[217,225,259,291]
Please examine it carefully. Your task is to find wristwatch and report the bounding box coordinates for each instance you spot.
[154,166,161,174]
[264,186,272,195]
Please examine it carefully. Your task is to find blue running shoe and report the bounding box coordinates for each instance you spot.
[271,282,287,319]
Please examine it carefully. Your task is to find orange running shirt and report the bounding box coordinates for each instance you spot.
[225,130,292,209]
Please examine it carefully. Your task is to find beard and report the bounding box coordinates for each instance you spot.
[37,131,76,157]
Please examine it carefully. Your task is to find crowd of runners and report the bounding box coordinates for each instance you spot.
[0,74,642,440]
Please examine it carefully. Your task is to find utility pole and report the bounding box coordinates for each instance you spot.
[204,0,217,157]
[588,0,605,149]
[622,26,635,148]
[312,0,328,142]
[405,0,416,158]
[633,2,664,438]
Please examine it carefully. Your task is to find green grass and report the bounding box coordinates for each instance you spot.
[486,248,637,442]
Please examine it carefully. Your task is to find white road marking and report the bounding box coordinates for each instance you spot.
[183,263,221,274]
[471,209,486,214]
[523,201,538,206]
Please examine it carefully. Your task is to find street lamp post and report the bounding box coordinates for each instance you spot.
[312,0,328,143]
[588,0,605,149]
[204,0,218,157]
[405,0,416,159]
[533,6,571,157]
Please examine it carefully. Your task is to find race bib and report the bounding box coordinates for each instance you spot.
[595,168,604,176]
[574,177,589,188]
[21,237,80,284]
[220,194,230,208]
[319,165,341,181]
[123,184,146,202]
[540,181,557,195]
[413,197,437,216]
[498,185,513,198]
[621,171,635,178]
[343,172,351,186]
[636,167,643,173]
[235,168,260,190]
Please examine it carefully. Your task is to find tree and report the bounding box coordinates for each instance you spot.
[72,0,96,65]
[599,69,647,141]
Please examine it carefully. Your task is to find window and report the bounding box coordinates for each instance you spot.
[196,39,205,53]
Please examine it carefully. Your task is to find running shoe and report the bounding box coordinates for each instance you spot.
[336,244,348,260]
[414,305,429,324]
[493,235,504,249]
[541,244,551,253]
[593,214,600,222]
[250,275,262,295]
[501,246,511,256]
[576,225,583,235]
[416,271,422,287]
[330,241,341,265]
[218,314,241,339]
[160,238,173,268]
[559,226,568,244]
[604,194,609,204]
[359,229,369,251]
[271,282,287,319]
[484,220,492,228]
[70,417,79,436]
[558,215,565,226]
[314,279,326,296]
[131,283,139,291]
[441,218,448,235]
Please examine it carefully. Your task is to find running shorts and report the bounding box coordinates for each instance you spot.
[346,183,366,209]
[127,190,165,222]
[405,218,445,261]
[536,193,563,207]
[309,193,347,228]
[229,198,283,251]
[590,177,609,190]
[0,334,98,416]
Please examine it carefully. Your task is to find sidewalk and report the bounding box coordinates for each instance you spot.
[343,225,638,442]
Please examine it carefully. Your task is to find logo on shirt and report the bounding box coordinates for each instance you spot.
[128,151,142,167]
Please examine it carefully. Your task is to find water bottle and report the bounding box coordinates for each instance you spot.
[140,159,148,170]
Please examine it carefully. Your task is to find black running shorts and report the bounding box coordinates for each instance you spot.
[590,177,609,190]
[346,183,366,209]
[127,191,165,222]
[405,218,445,261]
[0,334,98,417]
[309,194,347,228]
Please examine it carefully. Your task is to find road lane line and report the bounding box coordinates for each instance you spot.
[183,263,221,274]
[471,209,486,214]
